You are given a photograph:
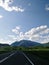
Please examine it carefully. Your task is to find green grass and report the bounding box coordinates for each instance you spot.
[0,46,49,54]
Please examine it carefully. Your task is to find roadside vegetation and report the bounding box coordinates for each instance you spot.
[0,46,49,65]
[0,46,49,53]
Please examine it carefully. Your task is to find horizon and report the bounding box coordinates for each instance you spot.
[0,0,49,44]
[0,39,49,45]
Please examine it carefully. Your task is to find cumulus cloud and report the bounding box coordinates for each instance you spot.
[0,26,49,44]
[0,15,3,18]
[25,25,47,35]
[0,0,24,12]
[8,25,49,44]
[26,25,48,43]
[12,26,20,34]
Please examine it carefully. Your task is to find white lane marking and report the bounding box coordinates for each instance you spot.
[0,52,15,63]
[22,52,34,65]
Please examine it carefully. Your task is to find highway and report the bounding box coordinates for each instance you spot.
[0,51,34,65]
[0,51,15,61]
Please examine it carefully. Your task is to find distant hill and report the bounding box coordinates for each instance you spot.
[0,43,10,47]
[11,40,41,47]
[42,42,49,47]
[0,41,49,47]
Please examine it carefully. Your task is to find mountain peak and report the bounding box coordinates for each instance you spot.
[11,40,41,47]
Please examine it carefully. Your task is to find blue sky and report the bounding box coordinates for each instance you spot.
[0,0,49,44]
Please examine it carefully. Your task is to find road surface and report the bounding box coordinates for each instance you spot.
[0,51,34,65]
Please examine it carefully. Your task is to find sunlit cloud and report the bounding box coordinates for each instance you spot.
[1,25,49,44]
[0,38,11,44]
[0,15,3,19]
[12,26,20,34]
[0,0,24,12]
[8,25,49,44]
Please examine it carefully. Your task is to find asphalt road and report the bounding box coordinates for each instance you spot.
[0,51,34,65]
[24,51,49,65]
[0,51,15,60]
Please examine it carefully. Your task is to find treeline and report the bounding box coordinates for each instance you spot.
[0,46,49,52]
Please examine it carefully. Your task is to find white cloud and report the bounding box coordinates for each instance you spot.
[0,0,24,12]
[12,26,20,34]
[17,32,25,41]
[0,38,11,44]
[24,25,49,43]
[8,25,49,44]
[41,35,49,43]
[25,25,47,37]
[0,15,3,18]
[2,25,48,44]
[8,35,16,39]
[45,4,49,11]
[8,35,18,41]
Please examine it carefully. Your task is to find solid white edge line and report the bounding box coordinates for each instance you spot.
[0,52,15,63]
[22,52,34,65]
[0,51,34,65]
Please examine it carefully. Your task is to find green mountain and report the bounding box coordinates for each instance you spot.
[11,40,41,47]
